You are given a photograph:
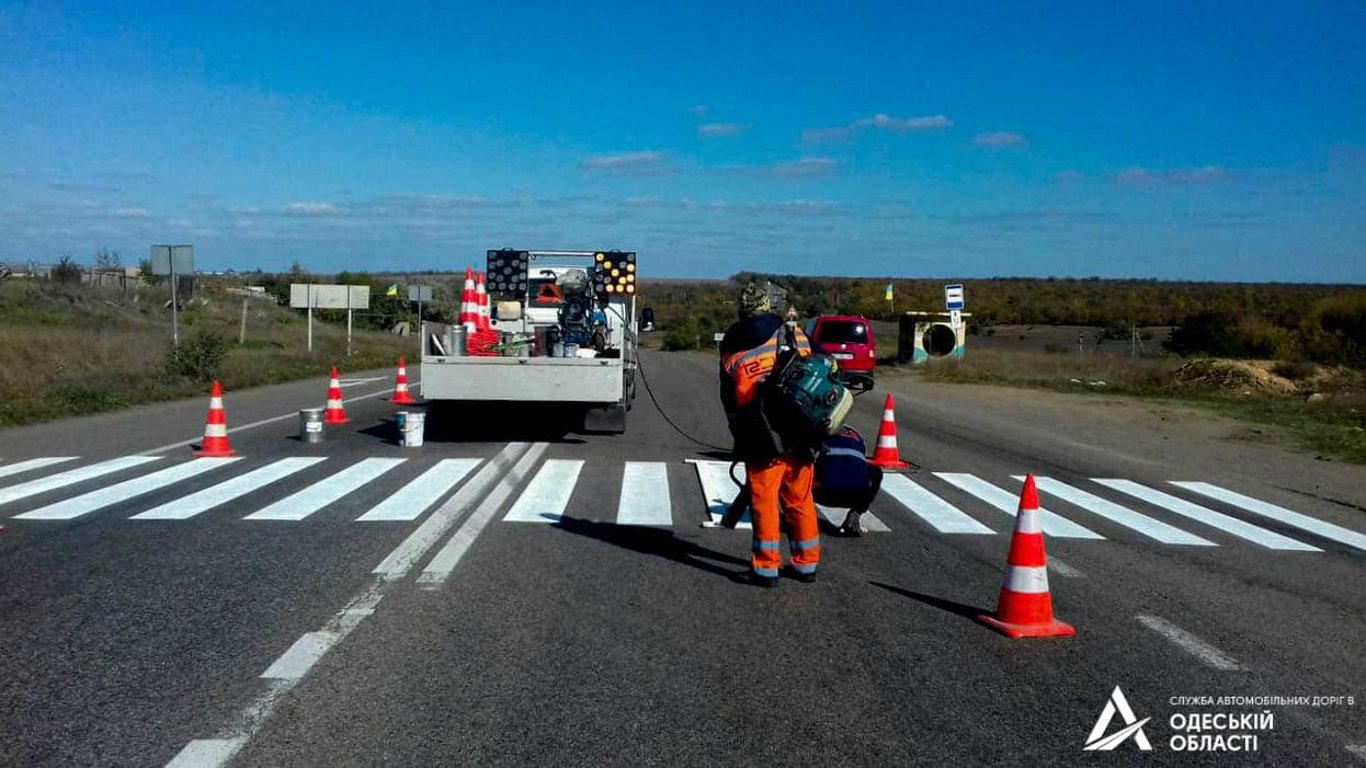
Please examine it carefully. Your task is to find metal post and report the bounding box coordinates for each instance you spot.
[307,285,314,353]
[416,296,423,358]
[239,298,249,345]
[347,306,353,357]
[169,255,180,348]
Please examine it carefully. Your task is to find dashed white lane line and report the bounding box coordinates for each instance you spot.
[17,458,240,520]
[0,456,162,508]
[1136,614,1245,672]
[165,738,246,768]
[1171,481,1366,552]
[0,456,78,480]
[418,443,548,586]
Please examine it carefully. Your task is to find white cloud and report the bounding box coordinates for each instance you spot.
[688,105,708,116]
[973,131,1026,148]
[1117,166,1227,185]
[804,113,952,142]
[282,201,341,216]
[697,122,748,138]
[764,157,838,179]
[579,151,671,176]
[114,207,153,219]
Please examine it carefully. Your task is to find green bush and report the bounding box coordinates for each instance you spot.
[167,327,230,380]
[1301,292,1366,368]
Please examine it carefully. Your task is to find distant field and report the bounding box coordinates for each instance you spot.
[0,279,410,427]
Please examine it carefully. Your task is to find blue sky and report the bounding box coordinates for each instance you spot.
[1,1,1363,281]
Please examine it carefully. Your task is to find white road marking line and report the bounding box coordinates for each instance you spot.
[688,458,750,529]
[143,389,391,455]
[1094,479,1319,552]
[934,473,1105,540]
[372,443,529,579]
[0,457,78,480]
[244,457,405,521]
[1136,614,1246,671]
[338,376,387,386]
[0,456,162,509]
[132,458,327,520]
[617,462,673,526]
[1019,476,1216,546]
[356,458,481,522]
[17,458,240,520]
[817,504,891,532]
[1047,557,1084,578]
[880,474,995,534]
[1171,481,1366,552]
[165,738,247,768]
[502,459,582,523]
[260,631,336,680]
[1346,745,1366,763]
[418,443,548,586]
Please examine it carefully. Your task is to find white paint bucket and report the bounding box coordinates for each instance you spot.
[402,411,426,447]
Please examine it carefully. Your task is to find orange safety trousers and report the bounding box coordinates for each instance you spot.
[747,456,820,578]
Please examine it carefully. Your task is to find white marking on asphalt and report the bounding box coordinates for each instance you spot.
[0,456,78,480]
[1094,479,1319,551]
[17,458,240,520]
[418,443,548,586]
[142,389,391,455]
[934,473,1105,539]
[1047,557,1084,578]
[0,456,162,508]
[502,459,582,523]
[244,457,405,521]
[165,738,247,768]
[132,457,327,520]
[338,376,387,386]
[373,443,529,579]
[356,458,481,522]
[1171,481,1366,552]
[1346,745,1366,763]
[880,474,995,534]
[617,462,672,526]
[688,458,750,529]
[260,631,336,680]
[817,504,891,532]
[1018,476,1216,546]
[1136,614,1245,671]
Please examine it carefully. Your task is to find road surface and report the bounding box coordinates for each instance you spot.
[0,351,1362,766]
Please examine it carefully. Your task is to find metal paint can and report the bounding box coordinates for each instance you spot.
[299,408,324,443]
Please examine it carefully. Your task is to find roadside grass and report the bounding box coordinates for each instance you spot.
[897,348,1366,464]
[0,280,412,427]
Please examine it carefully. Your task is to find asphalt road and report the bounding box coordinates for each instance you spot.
[0,351,1362,766]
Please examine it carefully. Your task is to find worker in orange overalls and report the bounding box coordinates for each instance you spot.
[719,282,820,587]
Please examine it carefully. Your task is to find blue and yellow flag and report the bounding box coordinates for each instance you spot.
[885,283,894,301]
[385,283,398,297]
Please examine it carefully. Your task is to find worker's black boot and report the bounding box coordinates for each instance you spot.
[840,510,863,537]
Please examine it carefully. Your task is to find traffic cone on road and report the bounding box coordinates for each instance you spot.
[976,474,1076,639]
[193,381,238,457]
[323,367,349,425]
[868,393,909,470]
[475,271,491,331]
[389,357,416,405]
[459,266,478,333]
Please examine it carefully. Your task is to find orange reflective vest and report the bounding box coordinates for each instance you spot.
[722,325,812,409]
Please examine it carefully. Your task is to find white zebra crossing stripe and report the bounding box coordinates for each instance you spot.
[132,458,327,520]
[0,457,78,480]
[1094,479,1319,551]
[1019,476,1216,546]
[503,459,583,523]
[357,459,482,522]
[687,459,890,532]
[934,473,1104,540]
[1170,481,1366,552]
[617,462,673,526]
[880,474,995,534]
[17,458,241,520]
[0,456,162,509]
[817,504,891,532]
[244,458,406,521]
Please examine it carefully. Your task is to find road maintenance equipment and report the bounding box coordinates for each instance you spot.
[389,358,417,404]
[324,367,349,425]
[868,393,909,470]
[193,381,237,457]
[420,249,638,433]
[976,474,1076,639]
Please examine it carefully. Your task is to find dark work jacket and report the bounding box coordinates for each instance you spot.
[719,313,792,462]
[814,428,870,493]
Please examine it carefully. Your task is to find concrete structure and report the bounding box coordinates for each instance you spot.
[897,310,971,364]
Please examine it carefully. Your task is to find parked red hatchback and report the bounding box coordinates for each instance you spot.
[804,314,876,390]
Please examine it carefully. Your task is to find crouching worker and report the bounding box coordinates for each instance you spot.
[814,426,884,537]
[719,282,820,587]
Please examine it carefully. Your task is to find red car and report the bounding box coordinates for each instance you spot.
[804,314,876,390]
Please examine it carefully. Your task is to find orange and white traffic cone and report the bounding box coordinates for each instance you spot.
[323,366,349,425]
[459,266,478,333]
[976,474,1076,639]
[475,270,491,331]
[389,357,416,404]
[193,381,238,457]
[868,393,909,470]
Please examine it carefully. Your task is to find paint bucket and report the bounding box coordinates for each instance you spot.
[299,408,324,444]
[401,411,426,447]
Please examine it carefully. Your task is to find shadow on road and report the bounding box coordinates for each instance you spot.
[869,581,991,623]
[551,515,749,579]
